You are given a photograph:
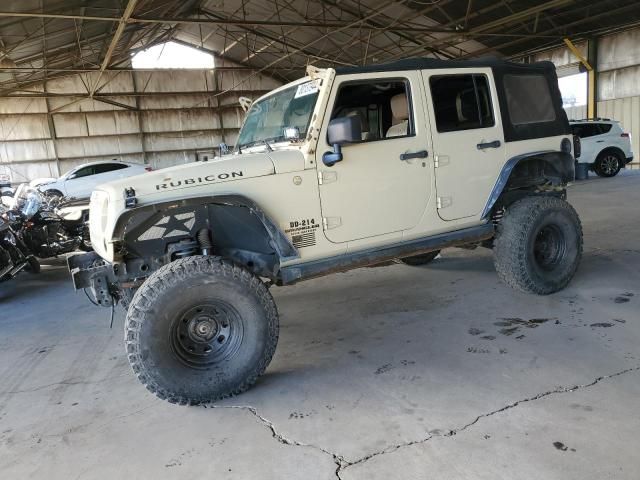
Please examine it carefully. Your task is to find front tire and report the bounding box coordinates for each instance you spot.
[125,256,279,405]
[594,151,622,177]
[493,196,582,295]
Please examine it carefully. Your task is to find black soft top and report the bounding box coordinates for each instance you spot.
[336,57,569,143]
[335,57,555,75]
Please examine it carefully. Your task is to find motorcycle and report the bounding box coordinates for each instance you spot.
[0,203,39,282]
[9,185,91,258]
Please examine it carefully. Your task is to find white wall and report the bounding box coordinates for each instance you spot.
[0,62,281,183]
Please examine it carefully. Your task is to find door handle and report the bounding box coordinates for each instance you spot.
[477,140,501,150]
[596,140,604,143]
[400,150,428,161]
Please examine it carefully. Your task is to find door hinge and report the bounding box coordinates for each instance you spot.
[318,170,338,185]
[434,155,450,168]
[322,217,342,230]
[437,196,452,209]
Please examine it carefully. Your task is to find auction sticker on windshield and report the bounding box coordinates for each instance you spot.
[294,81,319,99]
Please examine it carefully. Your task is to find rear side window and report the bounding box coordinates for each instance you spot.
[598,123,613,134]
[571,123,612,138]
[429,74,494,132]
[504,74,556,125]
[94,163,128,174]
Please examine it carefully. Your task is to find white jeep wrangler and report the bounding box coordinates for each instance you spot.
[69,58,582,405]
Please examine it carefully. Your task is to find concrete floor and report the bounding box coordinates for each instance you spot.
[1,170,639,480]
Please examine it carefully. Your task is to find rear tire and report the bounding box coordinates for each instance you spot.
[594,151,622,177]
[400,250,440,266]
[125,256,279,405]
[493,196,582,295]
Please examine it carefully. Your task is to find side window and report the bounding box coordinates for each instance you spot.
[503,74,556,125]
[95,163,128,174]
[572,124,602,138]
[330,79,413,142]
[598,123,612,135]
[71,166,95,179]
[429,74,495,132]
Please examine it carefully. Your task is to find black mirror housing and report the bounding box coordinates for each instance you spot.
[327,116,362,145]
[323,116,362,166]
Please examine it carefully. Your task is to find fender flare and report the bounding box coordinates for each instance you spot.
[112,194,298,262]
[481,150,574,219]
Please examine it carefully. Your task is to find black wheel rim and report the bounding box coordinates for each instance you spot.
[600,155,619,175]
[532,224,566,271]
[170,302,243,369]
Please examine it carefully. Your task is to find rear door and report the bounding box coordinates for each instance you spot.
[94,163,130,183]
[571,123,599,163]
[423,69,505,221]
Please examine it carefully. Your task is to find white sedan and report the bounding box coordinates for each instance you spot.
[32,160,151,199]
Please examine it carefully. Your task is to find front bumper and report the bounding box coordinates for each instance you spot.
[68,251,117,307]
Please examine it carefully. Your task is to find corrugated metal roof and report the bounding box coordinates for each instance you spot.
[0,0,638,93]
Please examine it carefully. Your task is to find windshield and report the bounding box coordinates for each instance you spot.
[236,80,320,150]
[11,184,43,219]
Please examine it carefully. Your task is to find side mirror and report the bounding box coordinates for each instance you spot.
[323,116,362,166]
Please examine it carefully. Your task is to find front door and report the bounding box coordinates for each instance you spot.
[315,72,431,244]
[423,69,506,221]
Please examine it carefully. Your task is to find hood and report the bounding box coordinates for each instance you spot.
[30,177,57,188]
[96,152,277,200]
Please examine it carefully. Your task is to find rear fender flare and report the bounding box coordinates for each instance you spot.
[481,151,574,219]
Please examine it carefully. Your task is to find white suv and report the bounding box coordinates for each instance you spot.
[33,160,151,199]
[570,119,633,177]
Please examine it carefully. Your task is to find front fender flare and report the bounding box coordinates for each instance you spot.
[112,194,298,262]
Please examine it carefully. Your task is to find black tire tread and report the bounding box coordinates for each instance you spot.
[594,150,622,178]
[493,196,583,295]
[125,256,278,405]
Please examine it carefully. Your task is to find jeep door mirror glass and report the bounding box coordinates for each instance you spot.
[327,116,362,145]
[323,116,362,167]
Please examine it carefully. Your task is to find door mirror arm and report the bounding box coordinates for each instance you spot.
[322,144,343,167]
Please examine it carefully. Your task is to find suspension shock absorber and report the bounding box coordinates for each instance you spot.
[197,228,213,256]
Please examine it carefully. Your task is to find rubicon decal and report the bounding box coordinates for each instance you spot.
[156,171,244,190]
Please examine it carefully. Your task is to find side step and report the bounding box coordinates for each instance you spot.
[280,223,494,285]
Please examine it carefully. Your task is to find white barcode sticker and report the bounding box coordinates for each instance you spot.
[294,81,319,98]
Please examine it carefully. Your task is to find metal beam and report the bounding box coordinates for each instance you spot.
[89,0,139,97]
[381,0,575,62]
[0,89,271,99]
[0,10,464,33]
[469,0,638,59]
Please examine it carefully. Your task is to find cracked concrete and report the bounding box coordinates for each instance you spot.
[1,170,639,479]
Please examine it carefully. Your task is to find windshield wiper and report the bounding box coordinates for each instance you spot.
[260,139,273,152]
